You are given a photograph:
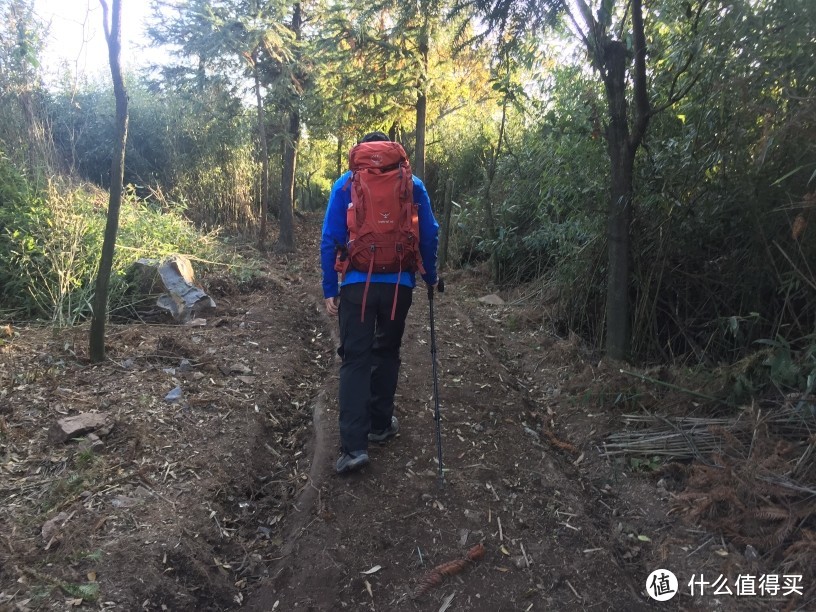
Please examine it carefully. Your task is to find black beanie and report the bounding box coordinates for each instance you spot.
[360,131,390,143]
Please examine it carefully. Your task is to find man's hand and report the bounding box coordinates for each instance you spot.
[427,278,444,293]
[325,297,339,316]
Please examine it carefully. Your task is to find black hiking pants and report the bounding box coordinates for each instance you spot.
[337,282,413,453]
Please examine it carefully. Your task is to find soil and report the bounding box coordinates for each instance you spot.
[0,215,811,611]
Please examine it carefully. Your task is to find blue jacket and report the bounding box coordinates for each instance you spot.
[321,170,439,299]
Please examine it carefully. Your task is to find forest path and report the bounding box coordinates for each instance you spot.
[0,215,752,611]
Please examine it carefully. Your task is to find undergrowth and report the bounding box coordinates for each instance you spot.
[0,157,254,324]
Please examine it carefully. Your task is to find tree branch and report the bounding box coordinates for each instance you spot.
[650,70,702,116]
[569,0,608,79]
[560,0,591,50]
[629,0,649,148]
[648,0,711,117]
[618,0,632,41]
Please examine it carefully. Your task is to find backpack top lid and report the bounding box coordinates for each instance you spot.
[349,140,410,173]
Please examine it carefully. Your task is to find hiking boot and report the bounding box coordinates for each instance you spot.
[335,450,369,474]
[368,416,399,443]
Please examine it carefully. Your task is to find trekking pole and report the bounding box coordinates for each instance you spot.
[428,277,445,489]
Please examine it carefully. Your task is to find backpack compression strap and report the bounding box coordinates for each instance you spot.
[360,247,375,322]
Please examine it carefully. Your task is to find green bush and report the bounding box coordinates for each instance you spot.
[0,171,237,324]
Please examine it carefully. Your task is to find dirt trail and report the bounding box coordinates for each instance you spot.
[2,215,770,611]
[246,277,655,611]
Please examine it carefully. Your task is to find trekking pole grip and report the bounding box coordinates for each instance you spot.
[428,277,445,300]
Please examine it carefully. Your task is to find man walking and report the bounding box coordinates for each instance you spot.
[320,131,439,474]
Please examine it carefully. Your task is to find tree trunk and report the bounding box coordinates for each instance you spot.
[602,40,634,361]
[89,0,128,363]
[252,55,270,251]
[336,131,343,178]
[388,121,400,142]
[275,2,301,253]
[594,0,650,362]
[276,109,298,252]
[438,177,454,269]
[414,93,427,180]
[413,18,429,180]
[482,98,507,240]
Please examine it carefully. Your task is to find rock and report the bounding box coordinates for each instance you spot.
[478,294,505,306]
[164,386,184,403]
[86,433,104,449]
[41,511,71,541]
[229,363,252,375]
[111,495,141,508]
[463,509,483,524]
[49,413,112,444]
[745,544,758,561]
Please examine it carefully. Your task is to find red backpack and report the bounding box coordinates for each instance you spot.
[335,140,425,320]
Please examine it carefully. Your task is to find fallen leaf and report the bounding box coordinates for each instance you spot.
[229,363,252,375]
[361,565,382,575]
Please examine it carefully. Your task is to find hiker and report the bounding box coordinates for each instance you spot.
[320,131,439,474]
